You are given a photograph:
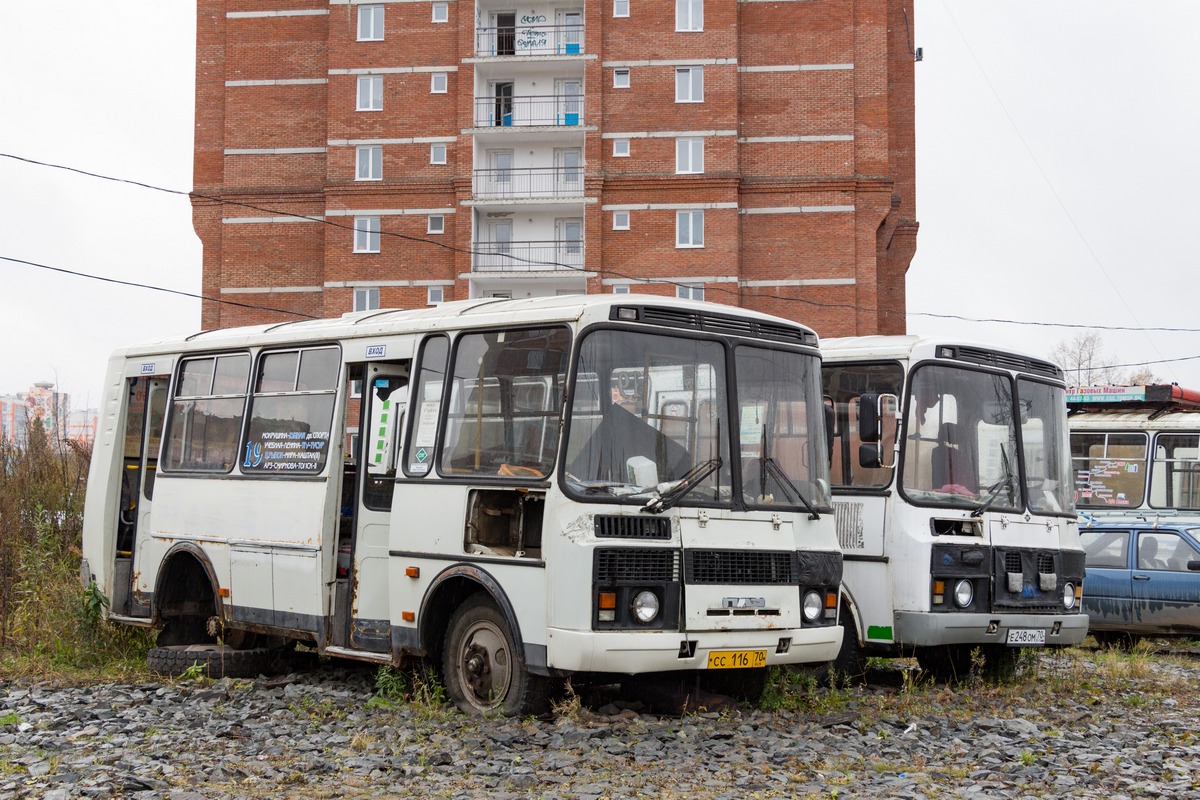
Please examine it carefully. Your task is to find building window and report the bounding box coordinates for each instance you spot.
[428,286,444,305]
[613,210,630,230]
[613,284,630,294]
[356,145,382,181]
[676,66,703,102]
[354,216,381,253]
[676,0,702,31]
[613,68,630,89]
[614,0,630,17]
[676,209,703,248]
[357,75,383,111]
[431,72,448,94]
[432,2,449,23]
[430,142,447,164]
[354,287,381,311]
[676,283,704,301]
[676,138,703,174]
[428,214,445,234]
[358,5,384,40]
[612,138,630,157]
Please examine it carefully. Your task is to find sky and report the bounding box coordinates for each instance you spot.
[1,1,1198,409]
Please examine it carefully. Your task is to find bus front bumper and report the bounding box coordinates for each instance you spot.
[545,625,842,675]
[894,611,1089,648]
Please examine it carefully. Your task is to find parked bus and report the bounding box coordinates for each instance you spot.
[81,295,843,714]
[819,336,1087,680]
[1068,384,1200,521]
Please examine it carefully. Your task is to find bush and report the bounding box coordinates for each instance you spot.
[0,423,152,676]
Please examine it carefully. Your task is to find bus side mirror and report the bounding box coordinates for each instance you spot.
[824,398,835,463]
[858,393,898,469]
[1188,560,1200,572]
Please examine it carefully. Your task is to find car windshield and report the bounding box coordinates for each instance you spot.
[900,365,1022,514]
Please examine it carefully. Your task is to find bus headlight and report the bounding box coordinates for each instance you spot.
[1062,582,1077,611]
[953,579,974,609]
[631,590,660,624]
[802,590,823,622]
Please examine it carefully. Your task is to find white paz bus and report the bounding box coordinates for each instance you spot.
[81,295,843,714]
[820,337,1087,680]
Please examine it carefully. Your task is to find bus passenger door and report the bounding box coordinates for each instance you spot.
[112,374,168,618]
[339,365,408,652]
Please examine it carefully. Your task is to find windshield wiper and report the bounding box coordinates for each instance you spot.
[645,457,722,514]
[970,445,1014,518]
[761,456,822,520]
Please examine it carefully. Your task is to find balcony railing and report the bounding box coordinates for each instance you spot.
[475,23,584,56]
[474,94,584,127]
[473,240,584,271]
[473,167,584,199]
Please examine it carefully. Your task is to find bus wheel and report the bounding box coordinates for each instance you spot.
[147,643,273,679]
[442,594,550,717]
[820,617,867,685]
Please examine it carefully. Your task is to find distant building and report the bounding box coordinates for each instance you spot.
[192,0,918,336]
[0,383,97,448]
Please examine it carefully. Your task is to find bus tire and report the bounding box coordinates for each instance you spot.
[147,643,273,679]
[820,617,867,685]
[442,594,550,717]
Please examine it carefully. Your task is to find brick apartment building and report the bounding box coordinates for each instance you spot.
[192,0,917,336]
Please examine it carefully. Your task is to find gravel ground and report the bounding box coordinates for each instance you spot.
[2,648,1199,799]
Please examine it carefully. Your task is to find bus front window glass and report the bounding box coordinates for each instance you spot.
[737,346,831,510]
[439,327,570,478]
[563,330,731,504]
[243,347,340,475]
[1150,434,1200,509]
[1071,432,1147,508]
[163,353,250,473]
[901,365,1020,513]
[405,336,448,476]
[1018,379,1073,515]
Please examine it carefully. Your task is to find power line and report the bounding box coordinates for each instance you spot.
[3,151,1199,336]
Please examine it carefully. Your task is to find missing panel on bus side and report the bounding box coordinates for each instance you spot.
[464,489,544,559]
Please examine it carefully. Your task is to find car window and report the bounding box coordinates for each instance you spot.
[1081,529,1128,569]
[1137,531,1198,571]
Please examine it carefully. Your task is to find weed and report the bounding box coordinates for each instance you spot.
[0,712,19,726]
[178,662,208,683]
[551,679,584,719]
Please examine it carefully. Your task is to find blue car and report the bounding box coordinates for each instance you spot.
[1080,522,1200,645]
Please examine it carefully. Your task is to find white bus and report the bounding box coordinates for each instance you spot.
[1068,385,1200,521]
[81,295,843,714]
[819,336,1088,680]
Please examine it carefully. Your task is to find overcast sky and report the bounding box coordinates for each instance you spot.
[1,1,1197,408]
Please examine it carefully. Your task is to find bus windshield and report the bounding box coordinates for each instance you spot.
[901,365,1071,516]
[562,328,829,511]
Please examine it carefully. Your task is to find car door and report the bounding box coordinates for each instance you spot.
[1079,528,1133,626]
[1131,529,1200,634]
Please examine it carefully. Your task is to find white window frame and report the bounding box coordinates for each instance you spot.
[356,145,382,181]
[354,287,381,312]
[613,210,630,230]
[613,284,631,294]
[676,209,703,248]
[431,2,449,23]
[676,283,704,301]
[427,286,444,305]
[354,216,381,253]
[676,66,703,103]
[613,68,630,89]
[431,72,448,94]
[357,5,384,41]
[612,138,630,157]
[427,214,445,234]
[357,75,383,111]
[430,142,447,164]
[675,138,704,174]
[614,0,630,17]
[676,0,702,31]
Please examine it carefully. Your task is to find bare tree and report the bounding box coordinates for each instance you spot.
[1048,332,1158,387]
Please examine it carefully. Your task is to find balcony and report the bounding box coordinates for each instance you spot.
[475,23,584,57]
[474,94,584,128]
[473,167,584,200]
[473,240,584,272]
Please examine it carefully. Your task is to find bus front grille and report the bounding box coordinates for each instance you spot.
[685,549,797,585]
[594,548,680,583]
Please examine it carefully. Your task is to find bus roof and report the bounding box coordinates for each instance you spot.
[110,294,821,358]
[821,335,1064,381]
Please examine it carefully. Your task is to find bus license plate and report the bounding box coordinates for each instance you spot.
[1006,628,1046,646]
[707,649,767,669]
